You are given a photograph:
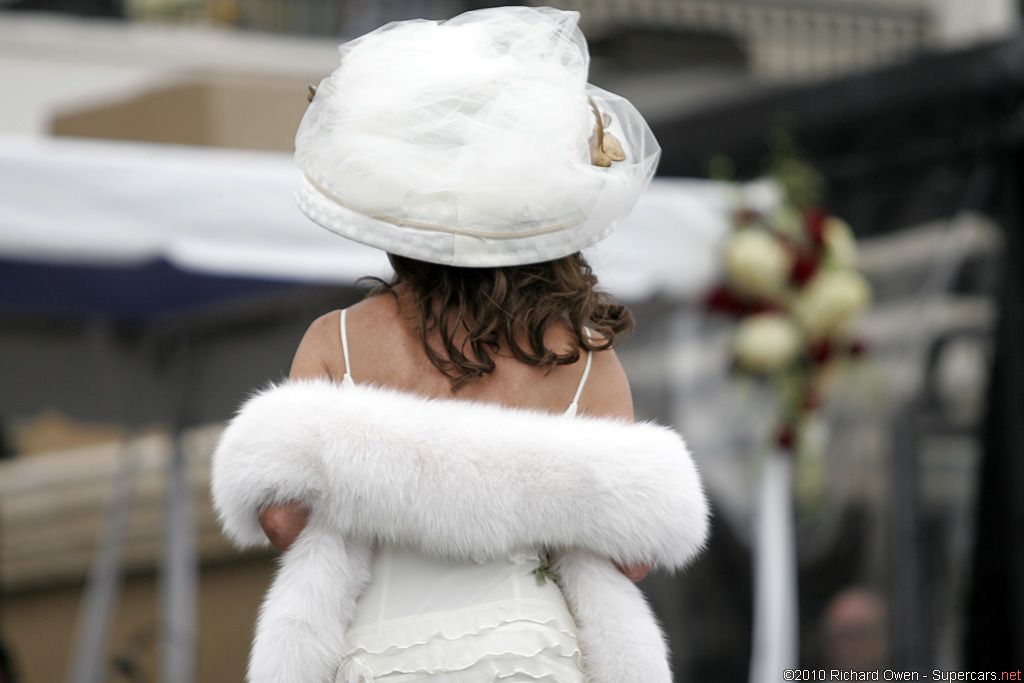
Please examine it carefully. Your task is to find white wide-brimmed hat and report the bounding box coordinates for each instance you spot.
[294,6,660,267]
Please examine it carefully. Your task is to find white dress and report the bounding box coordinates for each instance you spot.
[335,310,592,683]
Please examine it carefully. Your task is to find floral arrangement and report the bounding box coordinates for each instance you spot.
[704,141,871,453]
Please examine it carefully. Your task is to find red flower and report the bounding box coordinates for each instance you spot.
[704,284,783,317]
[775,423,797,451]
[789,249,819,287]
[703,285,746,315]
[804,207,828,246]
[848,338,870,359]
[809,339,833,365]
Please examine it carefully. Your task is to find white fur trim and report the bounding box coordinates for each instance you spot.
[553,549,674,683]
[212,380,709,569]
[248,527,372,683]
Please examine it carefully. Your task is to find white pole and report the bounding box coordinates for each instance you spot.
[749,451,799,683]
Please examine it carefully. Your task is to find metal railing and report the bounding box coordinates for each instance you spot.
[545,0,931,79]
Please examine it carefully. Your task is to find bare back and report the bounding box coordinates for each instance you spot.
[289,287,633,421]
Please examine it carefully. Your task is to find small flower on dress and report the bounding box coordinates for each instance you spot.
[533,552,561,586]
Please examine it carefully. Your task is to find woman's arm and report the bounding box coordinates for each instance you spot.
[581,347,652,582]
[260,501,309,552]
[257,314,339,550]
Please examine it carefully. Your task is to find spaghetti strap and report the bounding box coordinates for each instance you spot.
[564,330,593,418]
[339,309,355,388]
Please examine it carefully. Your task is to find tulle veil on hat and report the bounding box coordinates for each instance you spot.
[295,6,660,267]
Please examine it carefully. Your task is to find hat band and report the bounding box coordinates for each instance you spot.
[304,174,581,240]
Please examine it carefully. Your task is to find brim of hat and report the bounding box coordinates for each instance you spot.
[295,173,614,268]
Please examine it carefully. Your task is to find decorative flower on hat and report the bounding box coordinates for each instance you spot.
[588,97,627,167]
[704,138,872,456]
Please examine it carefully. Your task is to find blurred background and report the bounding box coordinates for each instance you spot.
[0,1,1021,681]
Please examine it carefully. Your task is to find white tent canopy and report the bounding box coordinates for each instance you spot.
[0,134,771,305]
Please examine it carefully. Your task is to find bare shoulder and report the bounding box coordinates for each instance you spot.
[289,310,343,381]
[290,293,405,383]
[579,343,634,422]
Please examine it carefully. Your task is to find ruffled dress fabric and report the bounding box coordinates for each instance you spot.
[337,544,585,682]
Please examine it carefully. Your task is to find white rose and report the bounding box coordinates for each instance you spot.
[792,269,871,337]
[723,229,792,299]
[733,313,802,373]
[823,217,858,267]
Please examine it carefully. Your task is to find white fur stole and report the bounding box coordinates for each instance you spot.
[211,380,710,683]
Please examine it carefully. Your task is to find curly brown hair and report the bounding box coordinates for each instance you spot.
[365,253,633,392]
